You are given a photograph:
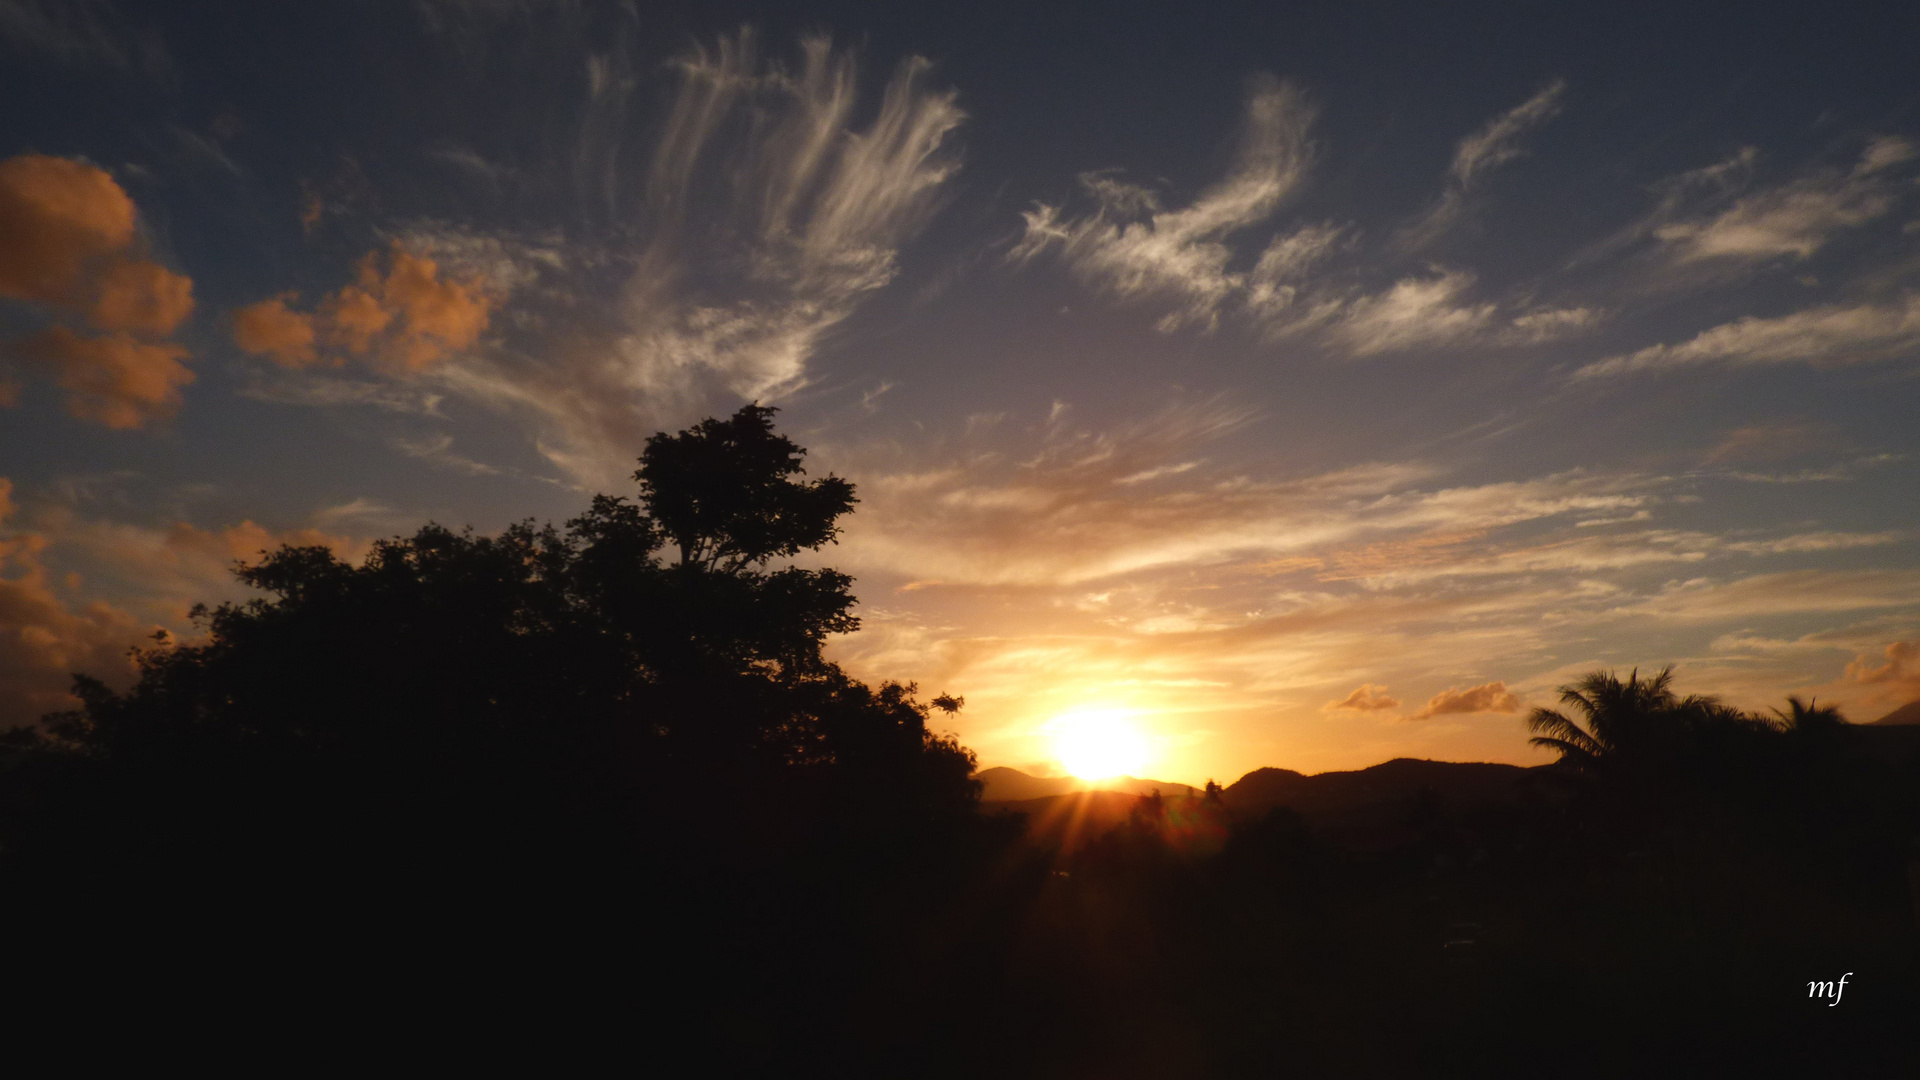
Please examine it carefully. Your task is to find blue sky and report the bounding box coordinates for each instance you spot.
[3,0,1919,782]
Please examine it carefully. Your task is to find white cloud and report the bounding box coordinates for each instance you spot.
[1451,82,1568,188]
[1641,138,1916,265]
[1010,77,1317,332]
[1399,80,1566,249]
[1327,269,1497,355]
[1011,79,1606,356]
[1245,221,1347,316]
[1576,293,1920,378]
[1509,305,1601,342]
[391,434,503,476]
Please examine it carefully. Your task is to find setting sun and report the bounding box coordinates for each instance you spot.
[1051,708,1151,780]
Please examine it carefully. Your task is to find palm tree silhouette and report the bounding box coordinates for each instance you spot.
[1769,694,1846,734]
[1525,667,1755,777]
[1528,667,1673,770]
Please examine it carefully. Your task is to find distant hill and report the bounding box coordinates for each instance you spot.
[1868,700,1920,726]
[980,758,1540,854]
[974,766,1195,803]
[1222,758,1535,821]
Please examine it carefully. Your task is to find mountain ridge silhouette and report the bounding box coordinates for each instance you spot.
[1868,699,1920,725]
[973,766,1195,802]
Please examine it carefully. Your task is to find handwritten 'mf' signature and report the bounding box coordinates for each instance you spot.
[1808,973,1852,1006]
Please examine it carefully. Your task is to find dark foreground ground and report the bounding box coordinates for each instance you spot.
[8,756,1917,1075]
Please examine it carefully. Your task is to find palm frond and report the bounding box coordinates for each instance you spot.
[1526,708,1600,754]
[1528,736,1597,769]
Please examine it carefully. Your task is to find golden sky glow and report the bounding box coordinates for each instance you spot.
[2,12,1917,784]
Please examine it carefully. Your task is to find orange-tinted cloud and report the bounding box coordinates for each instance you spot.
[1412,681,1523,719]
[0,566,149,728]
[1702,421,1829,466]
[231,293,320,367]
[1,482,379,728]
[232,242,492,374]
[0,478,151,728]
[15,326,194,429]
[1324,683,1401,712]
[1846,641,1920,701]
[87,257,195,335]
[375,245,492,369]
[0,153,197,427]
[163,519,366,565]
[0,154,136,307]
[322,277,394,354]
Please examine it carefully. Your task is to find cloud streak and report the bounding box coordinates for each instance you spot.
[1576,293,1920,378]
[1399,80,1566,250]
[1655,137,1915,264]
[1011,77,1317,332]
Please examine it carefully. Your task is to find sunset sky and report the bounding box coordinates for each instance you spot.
[3,1,1919,784]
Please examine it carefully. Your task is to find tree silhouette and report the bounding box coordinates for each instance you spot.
[638,403,857,573]
[0,405,981,897]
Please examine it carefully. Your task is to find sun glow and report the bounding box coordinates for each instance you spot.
[1051,708,1151,781]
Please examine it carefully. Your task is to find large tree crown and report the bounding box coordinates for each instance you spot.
[637,404,857,572]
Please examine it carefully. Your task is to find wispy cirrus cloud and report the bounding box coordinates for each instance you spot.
[507,32,960,484]
[1325,269,1498,355]
[1010,79,1602,355]
[1700,420,1830,465]
[1575,292,1920,378]
[1010,76,1317,332]
[836,396,1694,592]
[1655,137,1916,264]
[1397,79,1566,250]
[1577,137,1918,280]
[239,28,965,489]
[1626,569,1920,620]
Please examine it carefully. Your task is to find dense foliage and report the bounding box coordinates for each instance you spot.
[0,406,996,1061]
